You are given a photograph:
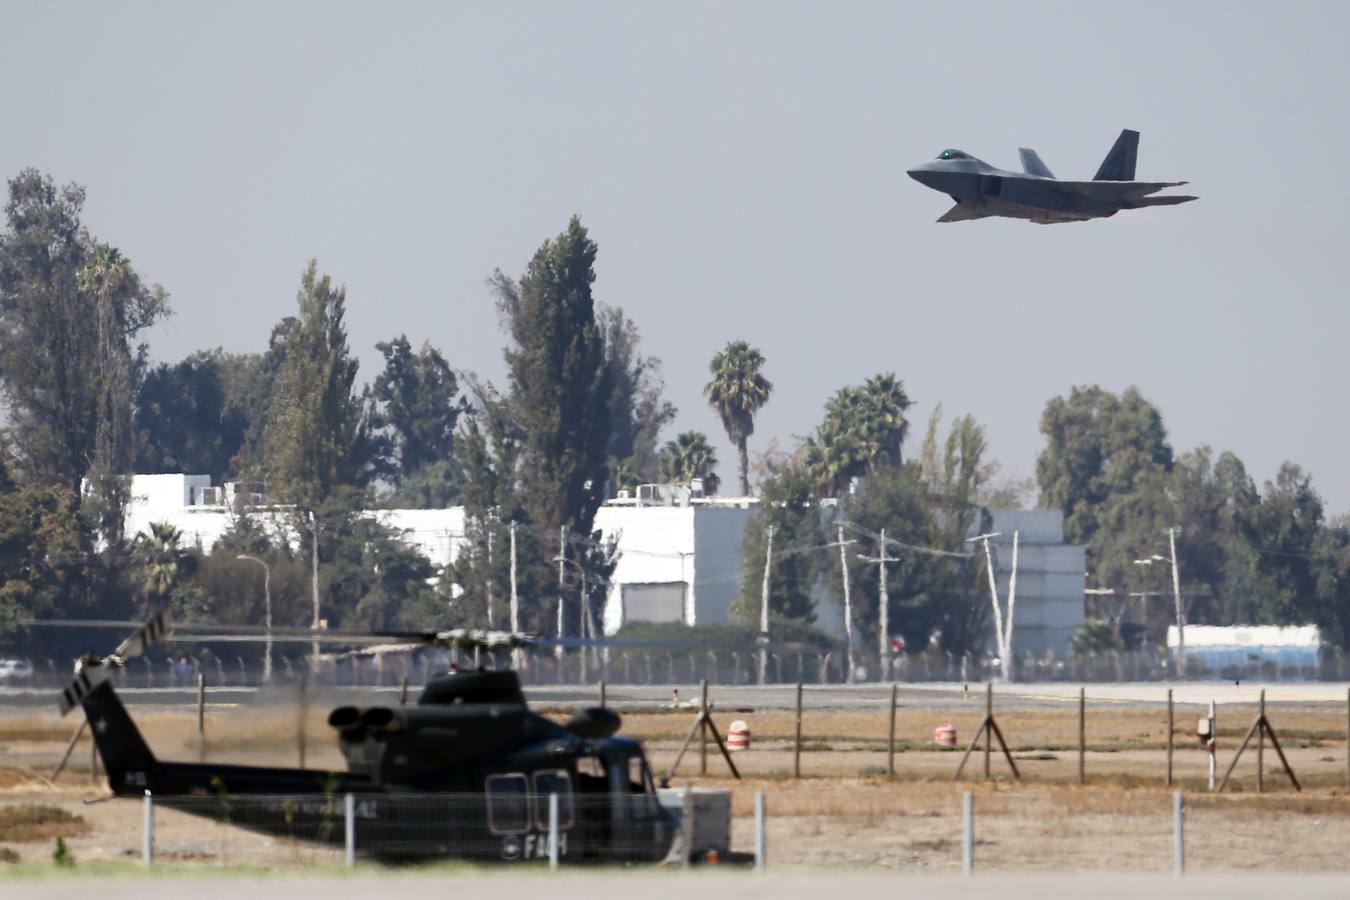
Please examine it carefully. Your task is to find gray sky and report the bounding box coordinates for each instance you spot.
[4,1,1348,516]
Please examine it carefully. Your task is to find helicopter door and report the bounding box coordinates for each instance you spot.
[532,769,575,857]
[484,773,531,837]
[575,756,612,857]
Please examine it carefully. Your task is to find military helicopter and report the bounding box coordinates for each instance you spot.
[53,611,689,864]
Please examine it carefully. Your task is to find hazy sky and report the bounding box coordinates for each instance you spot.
[4,2,1348,517]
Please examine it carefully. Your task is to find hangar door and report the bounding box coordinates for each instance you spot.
[621,582,687,625]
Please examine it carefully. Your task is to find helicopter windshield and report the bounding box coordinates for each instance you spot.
[628,755,654,794]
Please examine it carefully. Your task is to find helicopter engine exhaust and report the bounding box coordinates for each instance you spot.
[360,707,405,733]
[327,706,363,732]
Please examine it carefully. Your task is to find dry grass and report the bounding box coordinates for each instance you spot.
[4,694,1350,870]
[0,719,73,743]
[0,804,89,842]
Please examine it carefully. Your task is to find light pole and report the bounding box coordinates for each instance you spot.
[1135,527,1185,677]
[553,555,597,683]
[237,554,272,685]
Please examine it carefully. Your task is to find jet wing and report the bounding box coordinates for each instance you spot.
[1044,180,1189,199]
[937,204,988,223]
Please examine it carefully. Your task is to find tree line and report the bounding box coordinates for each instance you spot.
[0,170,779,659]
[1,167,1347,663]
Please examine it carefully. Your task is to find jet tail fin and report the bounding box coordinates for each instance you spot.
[1018,148,1055,178]
[1094,129,1139,181]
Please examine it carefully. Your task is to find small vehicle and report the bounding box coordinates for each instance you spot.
[0,658,34,684]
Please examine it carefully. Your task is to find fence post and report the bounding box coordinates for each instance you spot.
[1207,700,1217,791]
[1172,790,1184,876]
[142,790,153,868]
[754,791,766,872]
[548,791,560,870]
[793,683,803,779]
[887,683,898,777]
[1078,686,1086,786]
[298,675,308,768]
[1166,688,1175,787]
[197,672,206,763]
[961,790,973,875]
[342,793,353,868]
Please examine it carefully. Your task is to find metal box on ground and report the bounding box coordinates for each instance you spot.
[657,786,732,855]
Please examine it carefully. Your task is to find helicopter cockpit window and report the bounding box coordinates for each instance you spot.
[575,755,608,794]
[533,770,575,830]
[625,754,658,817]
[628,756,653,794]
[485,773,530,835]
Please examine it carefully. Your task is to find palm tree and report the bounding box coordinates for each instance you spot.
[608,457,639,497]
[703,340,772,497]
[805,373,913,496]
[660,431,721,495]
[136,522,188,612]
[78,245,135,475]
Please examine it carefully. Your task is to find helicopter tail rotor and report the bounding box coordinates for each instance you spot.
[58,608,171,716]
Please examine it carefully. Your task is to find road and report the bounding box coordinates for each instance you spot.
[12,871,1350,900]
[3,680,1348,711]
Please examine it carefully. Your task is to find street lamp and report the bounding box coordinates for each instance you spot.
[1134,527,1185,677]
[237,555,272,685]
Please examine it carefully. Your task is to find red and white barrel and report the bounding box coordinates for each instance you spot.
[727,719,750,751]
[933,723,957,747]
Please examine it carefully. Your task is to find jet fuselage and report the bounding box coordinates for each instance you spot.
[906,133,1196,224]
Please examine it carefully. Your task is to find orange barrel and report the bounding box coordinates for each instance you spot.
[727,719,750,751]
[933,723,957,747]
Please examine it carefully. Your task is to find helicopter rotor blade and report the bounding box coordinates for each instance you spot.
[111,607,170,661]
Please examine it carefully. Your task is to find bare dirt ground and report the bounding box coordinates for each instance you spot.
[3,688,1349,872]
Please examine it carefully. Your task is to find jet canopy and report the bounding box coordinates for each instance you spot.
[937,149,972,160]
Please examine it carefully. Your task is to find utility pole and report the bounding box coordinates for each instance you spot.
[556,525,566,663]
[857,529,891,682]
[486,530,495,629]
[1169,527,1186,678]
[758,525,774,686]
[1004,531,1019,682]
[237,555,272,684]
[1135,529,1186,678]
[967,532,1005,680]
[509,521,520,668]
[309,511,321,670]
[837,524,856,684]
[966,531,1019,683]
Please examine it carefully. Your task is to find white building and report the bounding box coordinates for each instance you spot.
[118,476,1084,656]
[118,475,753,633]
[595,487,757,632]
[122,474,466,568]
[1168,624,1321,672]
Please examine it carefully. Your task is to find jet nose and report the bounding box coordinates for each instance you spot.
[907,165,941,188]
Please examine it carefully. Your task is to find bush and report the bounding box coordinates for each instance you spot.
[611,620,838,650]
[1072,619,1121,655]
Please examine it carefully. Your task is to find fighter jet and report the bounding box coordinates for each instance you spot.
[906,129,1196,224]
